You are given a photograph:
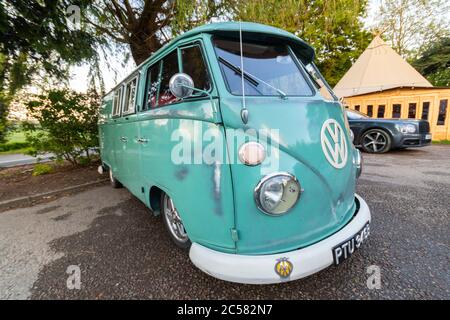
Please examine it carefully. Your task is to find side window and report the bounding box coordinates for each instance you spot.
[408,103,417,118]
[181,45,211,92]
[437,99,448,125]
[377,105,385,118]
[123,76,138,115]
[158,51,179,107]
[112,87,123,117]
[392,104,401,118]
[367,105,373,117]
[144,63,161,110]
[421,102,430,120]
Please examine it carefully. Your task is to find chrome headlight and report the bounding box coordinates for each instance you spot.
[354,149,363,179]
[397,124,416,133]
[254,172,301,215]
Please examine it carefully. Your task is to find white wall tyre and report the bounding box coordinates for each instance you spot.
[161,192,191,250]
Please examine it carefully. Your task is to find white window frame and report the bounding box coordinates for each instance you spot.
[112,86,124,117]
[122,75,139,115]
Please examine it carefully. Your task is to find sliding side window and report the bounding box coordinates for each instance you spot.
[122,75,138,115]
[112,86,123,117]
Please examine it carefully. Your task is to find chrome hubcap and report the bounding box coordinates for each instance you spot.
[363,131,387,152]
[163,194,189,243]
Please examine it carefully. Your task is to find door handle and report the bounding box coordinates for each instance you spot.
[137,137,149,144]
[120,136,128,143]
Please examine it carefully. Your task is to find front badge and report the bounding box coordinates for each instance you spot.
[275,257,293,278]
[321,119,348,169]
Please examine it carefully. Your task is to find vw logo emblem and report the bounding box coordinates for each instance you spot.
[321,119,348,169]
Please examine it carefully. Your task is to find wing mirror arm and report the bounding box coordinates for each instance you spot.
[169,73,217,119]
[175,83,213,105]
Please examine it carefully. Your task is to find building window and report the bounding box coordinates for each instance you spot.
[122,76,138,115]
[437,99,448,125]
[408,103,417,119]
[355,105,360,111]
[392,104,401,118]
[377,105,385,118]
[367,105,373,117]
[421,102,430,120]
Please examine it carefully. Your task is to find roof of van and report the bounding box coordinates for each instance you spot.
[104,22,315,96]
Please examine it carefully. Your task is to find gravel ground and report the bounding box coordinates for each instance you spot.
[0,145,449,299]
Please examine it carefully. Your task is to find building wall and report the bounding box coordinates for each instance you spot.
[344,88,450,141]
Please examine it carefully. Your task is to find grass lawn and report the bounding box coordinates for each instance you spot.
[0,147,33,155]
[6,130,27,143]
[0,130,32,155]
[432,140,450,145]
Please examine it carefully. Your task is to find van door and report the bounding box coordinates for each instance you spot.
[120,75,144,198]
[111,86,125,179]
[139,44,236,251]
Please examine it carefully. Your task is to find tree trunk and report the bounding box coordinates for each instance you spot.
[127,13,166,65]
[129,34,163,65]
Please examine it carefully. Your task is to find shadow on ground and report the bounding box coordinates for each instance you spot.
[30,177,449,299]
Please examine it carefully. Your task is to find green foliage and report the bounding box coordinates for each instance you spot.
[24,89,100,166]
[235,0,371,87]
[32,163,54,176]
[0,80,10,143]
[0,0,100,141]
[78,156,91,167]
[85,0,235,65]
[411,37,450,86]
[375,0,449,58]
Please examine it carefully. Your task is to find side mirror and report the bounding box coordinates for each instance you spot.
[169,73,194,99]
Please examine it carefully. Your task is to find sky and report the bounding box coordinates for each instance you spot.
[69,0,383,93]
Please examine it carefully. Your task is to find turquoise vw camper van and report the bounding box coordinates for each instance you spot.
[98,22,371,284]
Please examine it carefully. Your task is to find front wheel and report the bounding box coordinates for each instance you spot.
[361,129,392,153]
[161,192,191,250]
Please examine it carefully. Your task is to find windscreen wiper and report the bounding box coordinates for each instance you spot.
[218,56,287,99]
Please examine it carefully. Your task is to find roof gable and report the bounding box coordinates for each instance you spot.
[334,35,432,98]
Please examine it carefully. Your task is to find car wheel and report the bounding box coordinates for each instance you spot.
[161,192,191,250]
[109,169,123,188]
[361,129,392,153]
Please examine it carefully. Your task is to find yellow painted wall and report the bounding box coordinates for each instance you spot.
[344,88,450,141]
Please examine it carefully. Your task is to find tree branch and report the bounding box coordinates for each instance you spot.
[84,15,129,43]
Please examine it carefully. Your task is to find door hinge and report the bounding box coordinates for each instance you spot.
[230,228,239,242]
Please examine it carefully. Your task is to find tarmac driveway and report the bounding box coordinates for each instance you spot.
[0,145,449,299]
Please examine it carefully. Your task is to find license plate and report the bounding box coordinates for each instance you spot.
[332,223,370,265]
[425,134,432,140]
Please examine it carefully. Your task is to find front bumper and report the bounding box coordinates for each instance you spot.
[189,194,371,284]
[397,133,432,148]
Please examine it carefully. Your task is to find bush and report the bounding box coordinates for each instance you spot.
[32,163,54,176]
[24,89,100,166]
[0,141,30,152]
